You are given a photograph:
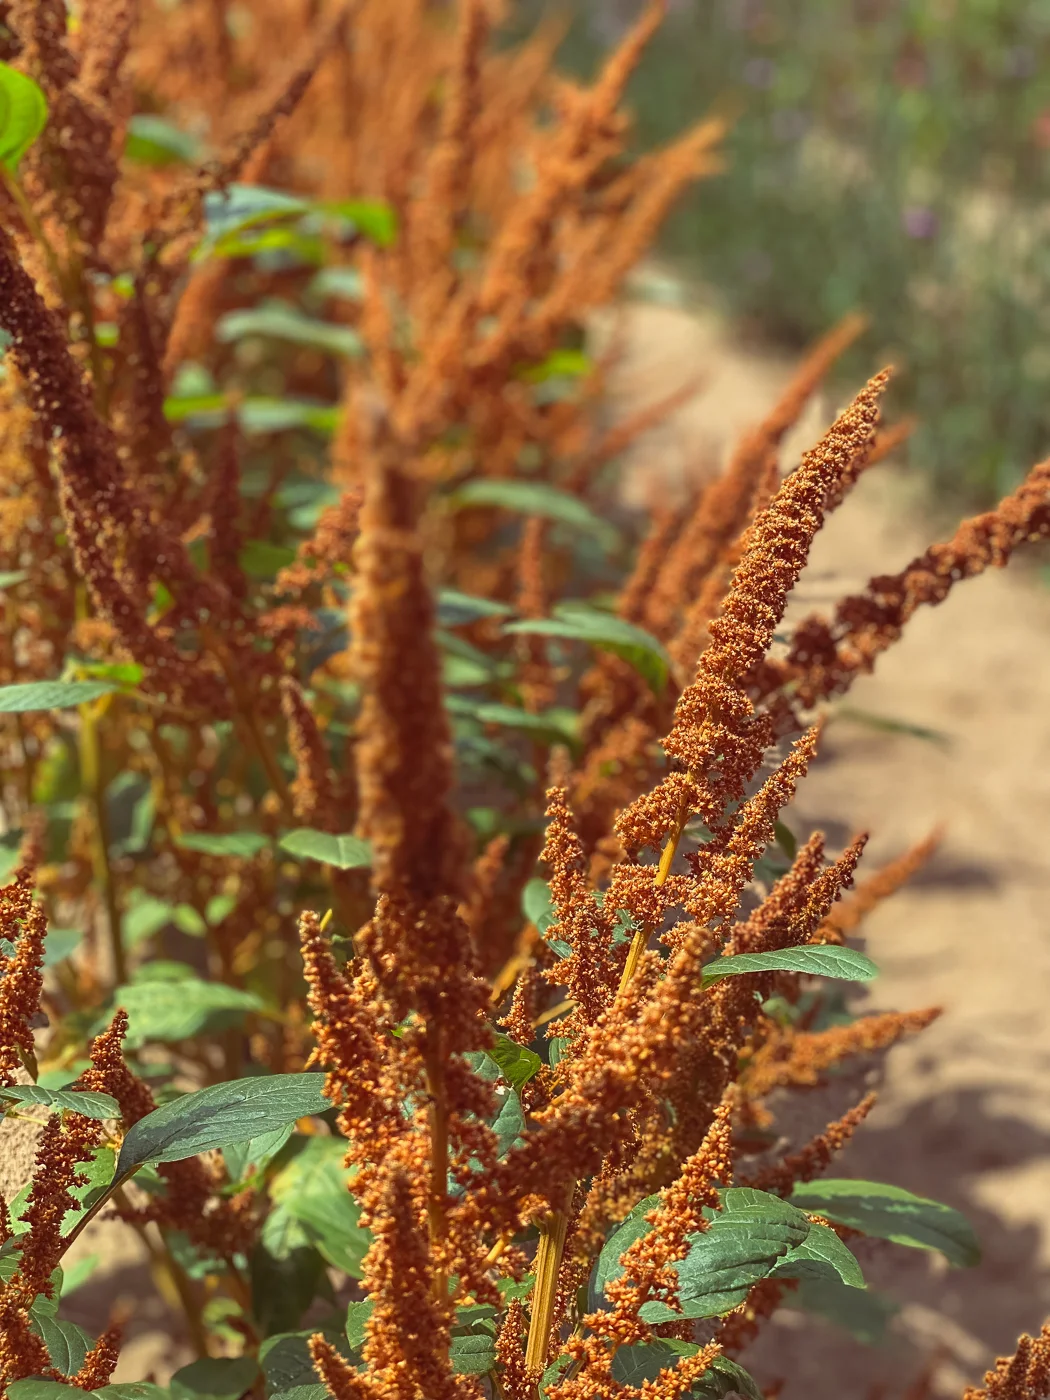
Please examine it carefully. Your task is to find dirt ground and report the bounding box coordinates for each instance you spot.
[3,283,1050,1396]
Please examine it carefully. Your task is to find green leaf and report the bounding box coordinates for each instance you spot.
[595,1188,811,1322]
[790,1276,898,1345]
[491,1089,526,1157]
[95,1387,170,1400]
[316,198,397,245]
[449,479,619,552]
[125,114,201,166]
[522,878,556,935]
[0,680,120,712]
[59,1252,100,1297]
[116,978,266,1046]
[8,1386,80,1400]
[474,702,579,747]
[42,927,82,966]
[0,61,48,170]
[1,1085,119,1120]
[116,1072,330,1175]
[519,349,593,383]
[345,1299,373,1351]
[202,185,310,242]
[436,588,514,626]
[789,1179,980,1268]
[0,569,28,588]
[450,1334,496,1376]
[770,1222,865,1288]
[29,1306,93,1376]
[217,301,363,358]
[239,540,298,578]
[175,831,271,858]
[250,1241,328,1337]
[489,1034,542,1091]
[269,1138,372,1279]
[171,1356,260,1400]
[223,1124,295,1184]
[238,397,339,437]
[309,266,364,302]
[505,604,669,695]
[701,945,879,988]
[124,895,177,947]
[260,1326,352,1398]
[278,829,372,870]
[612,1343,763,1400]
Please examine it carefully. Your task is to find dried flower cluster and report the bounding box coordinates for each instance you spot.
[0,3,1046,1400]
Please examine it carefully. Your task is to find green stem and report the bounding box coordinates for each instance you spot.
[78,699,126,985]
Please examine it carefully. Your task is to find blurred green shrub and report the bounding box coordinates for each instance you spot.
[515,0,1050,504]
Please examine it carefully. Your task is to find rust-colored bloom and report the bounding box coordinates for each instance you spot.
[963,1323,1050,1399]
[740,1092,878,1197]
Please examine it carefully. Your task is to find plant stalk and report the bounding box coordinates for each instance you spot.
[424,1025,450,1306]
[524,1183,574,1375]
[79,699,126,985]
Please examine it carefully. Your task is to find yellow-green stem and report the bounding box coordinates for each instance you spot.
[524,1183,574,1375]
[616,809,688,997]
[79,701,126,985]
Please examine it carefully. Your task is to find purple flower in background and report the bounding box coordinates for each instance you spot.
[903,205,939,239]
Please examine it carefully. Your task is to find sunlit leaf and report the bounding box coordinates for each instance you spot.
[0,62,48,170]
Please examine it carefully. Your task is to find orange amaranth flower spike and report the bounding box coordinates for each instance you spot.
[963,1321,1050,1399]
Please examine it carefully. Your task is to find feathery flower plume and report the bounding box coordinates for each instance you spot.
[281,677,342,829]
[741,1008,941,1109]
[756,456,1050,707]
[963,1322,1050,1399]
[310,1336,375,1400]
[740,1092,878,1196]
[70,1322,122,1391]
[0,902,47,1088]
[645,313,868,642]
[819,828,942,943]
[618,372,889,856]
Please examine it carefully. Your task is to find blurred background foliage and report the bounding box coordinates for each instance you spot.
[510,0,1050,506]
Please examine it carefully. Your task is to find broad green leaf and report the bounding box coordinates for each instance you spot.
[260,1327,353,1397]
[790,1276,898,1345]
[43,927,82,966]
[595,1188,811,1321]
[176,831,270,858]
[8,1386,80,1400]
[116,1072,330,1175]
[450,1334,496,1376]
[278,829,372,870]
[217,301,363,358]
[474,702,579,746]
[437,588,514,626]
[522,878,556,935]
[124,895,177,946]
[238,397,339,437]
[309,266,364,302]
[489,1034,542,1091]
[0,570,28,588]
[519,349,593,383]
[250,1241,328,1337]
[125,114,201,166]
[239,540,297,578]
[505,604,669,695]
[701,945,878,988]
[270,1137,371,1279]
[316,198,397,245]
[95,1387,170,1400]
[171,1356,260,1400]
[29,1305,93,1376]
[449,479,618,552]
[612,1342,763,1400]
[491,1089,526,1157]
[0,62,48,170]
[116,978,265,1046]
[770,1222,865,1288]
[223,1124,295,1184]
[163,391,228,426]
[1,1085,119,1120]
[789,1179,980,1267]
[345,1299,374,1351]
[61,1146,116,1237]
[202,185,310,242]
[0,680,119,712]
[8,1386,170,1400]
[59,1252,100,1297]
